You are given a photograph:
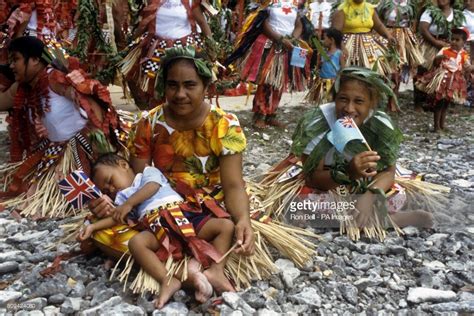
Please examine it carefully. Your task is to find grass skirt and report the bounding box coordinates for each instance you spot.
[415,68,467,105]
[0,137,87,218]
[236,34,312,92]
[418,36,440,70]
[256,155,449,241]
[343,32,393,77]
[119,32,203,96]
[391,27,424,69]
[304,77,334,106]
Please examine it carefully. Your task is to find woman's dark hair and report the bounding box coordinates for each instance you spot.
[91,153,130,179]
[325,28,343,49]
[451,28,468,41]
[8,36,50,66]
[162,52,212,87]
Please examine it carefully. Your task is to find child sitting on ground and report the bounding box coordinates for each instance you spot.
[78,153,236,308]
[416,27,474,132]
[306,28,346,105]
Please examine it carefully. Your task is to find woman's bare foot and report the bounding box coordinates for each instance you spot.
[155,277,181,309]
[187,259,213,303]
[203,266,235,294]
[391,210,434,228]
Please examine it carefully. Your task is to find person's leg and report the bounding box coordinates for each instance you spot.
[198,218,235,294]
[433,108,441,132]
[265,87,286,128]
[390,210,434,228]
[128,232,181,309]
[252,84,268,128]
[439,102,449,130]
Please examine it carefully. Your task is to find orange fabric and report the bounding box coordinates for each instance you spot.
[129,105,246,190]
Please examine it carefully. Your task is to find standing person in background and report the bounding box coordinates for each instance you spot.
[415,0,464,111]
[119,0,213,109]
[309,0,331,38]
[377,0,424,111]
[305,27,346,105]
[226,0,312,129]
[463,0,474,106]
[331,0,397,77]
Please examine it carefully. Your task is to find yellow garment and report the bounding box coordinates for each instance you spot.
[338,0,375,33]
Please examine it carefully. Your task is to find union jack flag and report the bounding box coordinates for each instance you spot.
[58,171,102,209]
[340,117,356,128]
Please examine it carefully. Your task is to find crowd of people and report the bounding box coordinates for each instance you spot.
[0,0,467,309]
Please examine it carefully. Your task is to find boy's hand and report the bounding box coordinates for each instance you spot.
[78,225,94,241]
[113,203,133,224]
[348,151,380,179]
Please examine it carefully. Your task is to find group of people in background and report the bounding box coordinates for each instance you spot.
[0,0,469,309]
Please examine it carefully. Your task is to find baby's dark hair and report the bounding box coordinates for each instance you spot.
[325,28,343,49]
[451,28,468,42]
[91,153,130,180]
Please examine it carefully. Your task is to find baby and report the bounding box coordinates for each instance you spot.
[79,153,236,308]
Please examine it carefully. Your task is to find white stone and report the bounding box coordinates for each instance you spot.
[426,233,449,243]
[0,219,15,228]
[0,251,25,263]
[289,287,322,307]
[262,133,270,141]
[0,290,22,305]
[257,308,280,316]
[407,288,457,304]
[451,179,473,188]
[222,292,241,310]
[153,302,188,316]
[274,258,295,271]
[423,260,446,271]
[43,306,61,316]
[78,297,121,316]
[7,231,48,243]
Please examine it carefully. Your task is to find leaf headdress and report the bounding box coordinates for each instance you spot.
[333,67,398,109]
[155,46,213,99]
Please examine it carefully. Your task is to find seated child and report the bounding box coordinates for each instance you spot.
[416,27,474,131]
[78,153,236,308]
[306,28,346,105]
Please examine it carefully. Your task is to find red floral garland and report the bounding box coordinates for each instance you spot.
[10,68,50,162]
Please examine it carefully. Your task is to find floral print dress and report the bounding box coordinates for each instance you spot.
[129,104,247,191]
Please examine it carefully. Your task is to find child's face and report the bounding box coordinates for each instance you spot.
[451,33,465,51]
[323,34,333,49]
[93,162,135,199]
[335,79,375,126]
[465,0,474,11]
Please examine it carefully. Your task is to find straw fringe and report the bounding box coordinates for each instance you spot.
[2,144,78,218]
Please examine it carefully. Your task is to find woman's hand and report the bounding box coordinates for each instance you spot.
[354,191,375,227]
[387,35,397,47]
[112,203,133,224]
[89,195,115,218]
[233,218,255,256]
[281,38,293,50]
[435,40,449,49]
[348,151,380,179]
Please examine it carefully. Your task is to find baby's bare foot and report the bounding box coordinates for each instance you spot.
[187,258,212,302]
[155,277,181,309]
[204,266,235,294]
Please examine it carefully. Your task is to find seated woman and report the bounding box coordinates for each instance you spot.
[0,36,121,217]
[266,67,434,240]
[90,46,255,294]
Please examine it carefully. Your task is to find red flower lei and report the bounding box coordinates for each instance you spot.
[10,68,50,162]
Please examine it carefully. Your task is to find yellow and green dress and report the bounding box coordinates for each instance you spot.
[337,0,393,76]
